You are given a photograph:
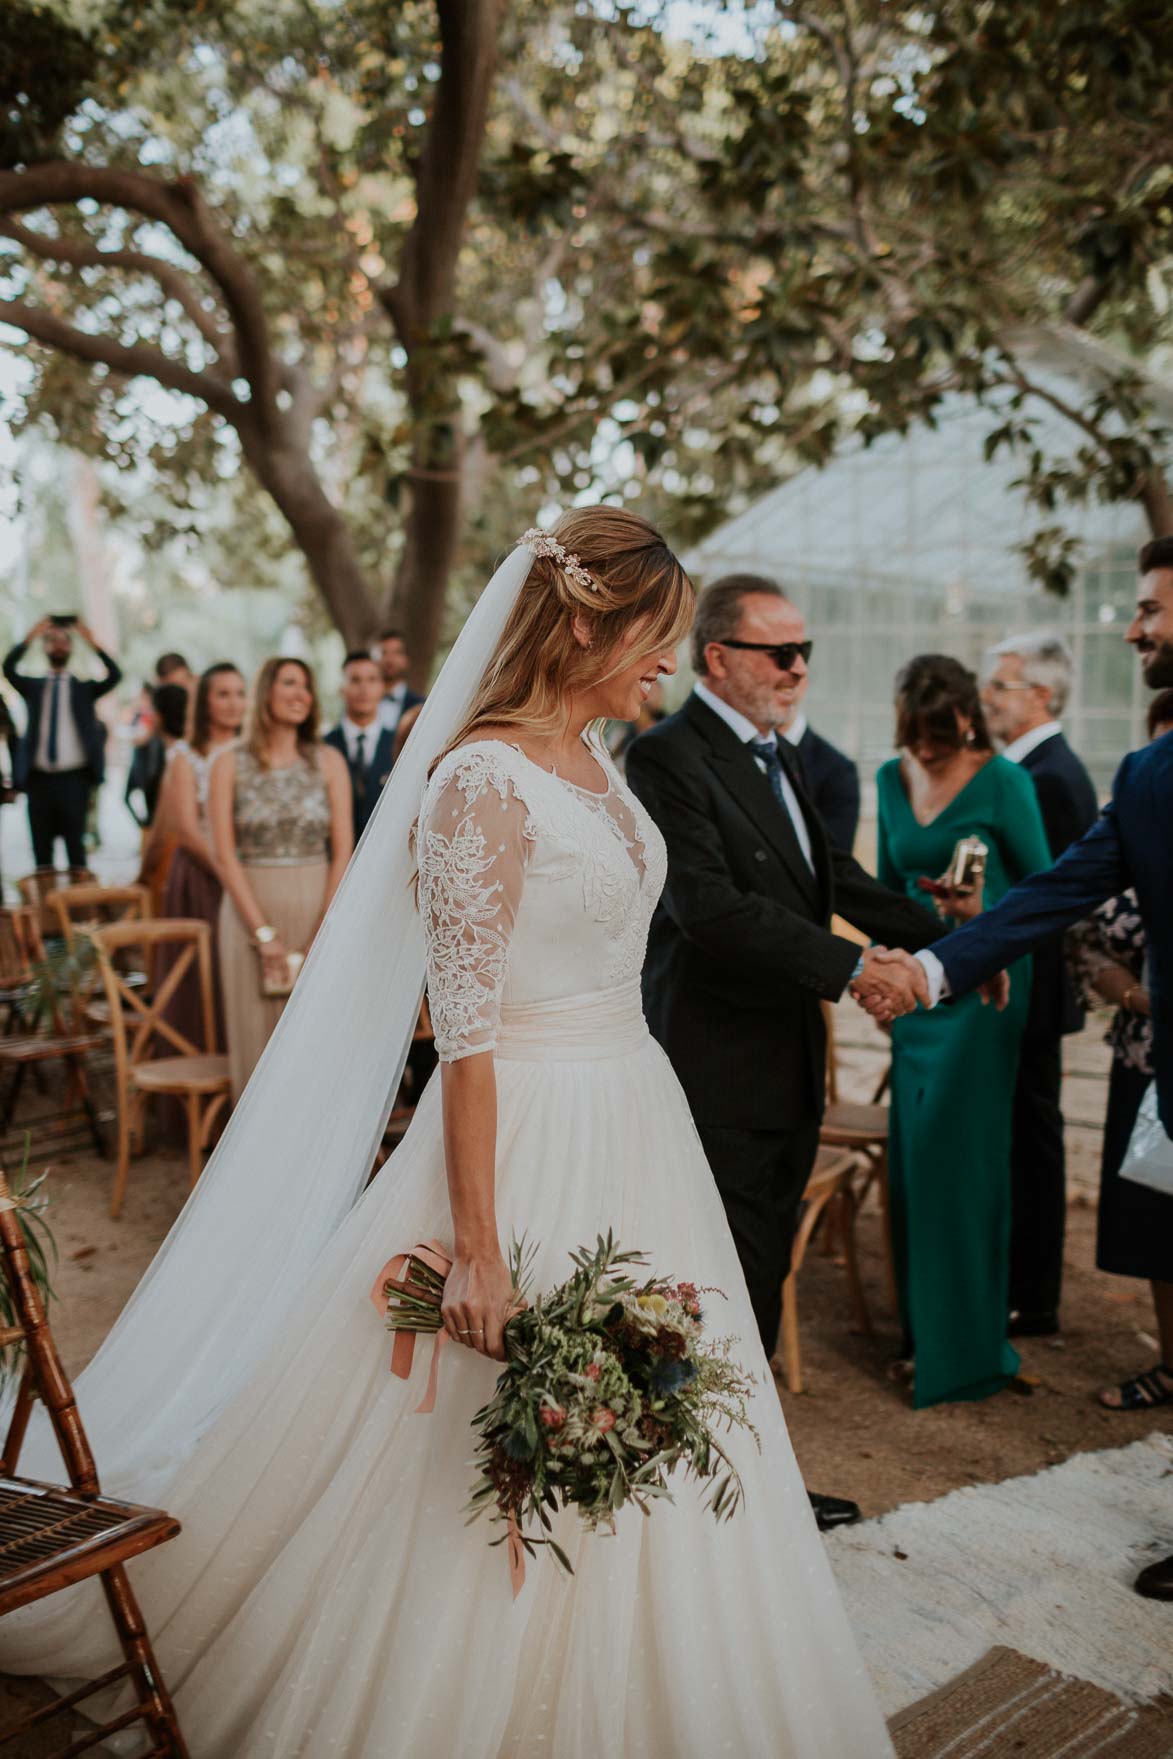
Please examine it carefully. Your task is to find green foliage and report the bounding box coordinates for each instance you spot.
[0,1137,58,1389]
[0,3,93,169]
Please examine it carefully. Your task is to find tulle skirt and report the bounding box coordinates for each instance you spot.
[0,984,891,1757]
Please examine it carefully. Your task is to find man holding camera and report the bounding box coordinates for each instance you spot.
[3,616,122,871]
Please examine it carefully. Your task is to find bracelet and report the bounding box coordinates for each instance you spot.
[1122,983,1139,1013]
[253,925,278,948]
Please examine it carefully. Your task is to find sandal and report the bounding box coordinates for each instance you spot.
[1098,1364,1173,1411]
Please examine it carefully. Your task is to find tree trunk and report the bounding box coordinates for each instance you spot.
[1140,467,1173,539]
[240,430,379,646]
[383,457,464,689]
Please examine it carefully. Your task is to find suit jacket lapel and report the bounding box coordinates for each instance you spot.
[686,695,822,908]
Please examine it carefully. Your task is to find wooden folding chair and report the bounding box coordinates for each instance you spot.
[15,870,96,942]
[50,884,153,1030]
[819,1000,896,1309]
[777,1144,870,1395]
[88,921,230,1216]
[0,1168,188,1757]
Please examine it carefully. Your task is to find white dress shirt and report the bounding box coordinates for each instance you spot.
[780,710,808,749]
[693,681,814,872]
[378,683,408,732]
[340,717,381,765]
[1000,719,1062,765]
[35,670,86,772]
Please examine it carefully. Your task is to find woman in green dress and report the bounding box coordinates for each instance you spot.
[877,655,1052,1409]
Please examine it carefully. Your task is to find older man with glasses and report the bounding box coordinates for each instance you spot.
[982,634,1098,1339]
[626,571,944,1531]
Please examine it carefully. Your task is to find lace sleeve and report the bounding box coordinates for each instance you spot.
[417,750,536,1062]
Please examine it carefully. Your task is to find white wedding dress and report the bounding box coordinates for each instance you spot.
[0,734,891,1757]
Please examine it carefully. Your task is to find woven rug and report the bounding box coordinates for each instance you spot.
[891,1647,1173,1758]
[828,1433,1173,1717]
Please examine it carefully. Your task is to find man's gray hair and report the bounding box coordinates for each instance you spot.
[691,573,790,675]
[987,631,1073,716]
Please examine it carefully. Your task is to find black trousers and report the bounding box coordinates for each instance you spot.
[26,768,91,870]
[1009,1031,1066,1318]
[696,1117,821,1357]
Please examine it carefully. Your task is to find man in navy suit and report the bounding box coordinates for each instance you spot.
[3,616,121,869]
[864,536,1173,1600]
[324,652,396,843]
[982,634,1098,1337]
[779,669,861,851]
[376,629,425,739]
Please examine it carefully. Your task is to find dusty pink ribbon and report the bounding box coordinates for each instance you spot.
[369,1239,526,1597]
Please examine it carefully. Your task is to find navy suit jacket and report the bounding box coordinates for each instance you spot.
[3,642,121,787]
[935,730,1173,1130]
[793,724,861,852]
[324,724,395,841]
[1016,730,1099,1039]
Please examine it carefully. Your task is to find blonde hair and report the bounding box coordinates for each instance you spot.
[435,507,693,770]
[246,657,321,768]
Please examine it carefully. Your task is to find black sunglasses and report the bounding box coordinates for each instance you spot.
[716,639,813,670]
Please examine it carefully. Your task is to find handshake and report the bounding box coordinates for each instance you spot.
[849,947,1010,1025]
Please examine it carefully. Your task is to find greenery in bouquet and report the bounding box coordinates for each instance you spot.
[465,1234,758,1576]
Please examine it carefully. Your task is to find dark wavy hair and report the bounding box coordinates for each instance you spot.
[894,653,992,753]
[191,662,244,756]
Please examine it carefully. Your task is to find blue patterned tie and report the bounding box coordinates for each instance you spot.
[749,737,787,808]
[46,675,61,767]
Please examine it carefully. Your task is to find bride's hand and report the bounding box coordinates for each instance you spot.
[442,1250,518,1361]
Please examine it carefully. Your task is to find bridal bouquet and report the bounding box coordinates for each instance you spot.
[372,1233,757,1590]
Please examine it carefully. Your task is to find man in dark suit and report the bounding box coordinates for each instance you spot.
[376,629,426,740]
[3,615,121,869]
[324,652,396,843]
[870,537,1173,1600]
[982,634,1099,1337]
[626,575,941,1525]
[779,672,861,851]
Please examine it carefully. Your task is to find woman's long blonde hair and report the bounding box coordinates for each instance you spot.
[435,507,693,770]
[245,657,320,768]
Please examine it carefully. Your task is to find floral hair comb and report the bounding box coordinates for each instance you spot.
[519,527,599,593]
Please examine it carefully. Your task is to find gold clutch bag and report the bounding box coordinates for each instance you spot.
[944,835,989,894]
[260,950,304,999]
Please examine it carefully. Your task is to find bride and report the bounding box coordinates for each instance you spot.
[0,507,892,1756]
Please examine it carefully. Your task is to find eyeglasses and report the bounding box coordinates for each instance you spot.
[716,639,813,671]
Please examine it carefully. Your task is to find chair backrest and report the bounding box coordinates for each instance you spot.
[16,868,97,938]
[50,883,152,943]
[0,1169,100,1496]
[87,919,218,1069]
[822,999,839,1105]
[0,906,44,988]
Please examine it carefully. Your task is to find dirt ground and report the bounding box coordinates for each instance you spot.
[5,999,1170,1521]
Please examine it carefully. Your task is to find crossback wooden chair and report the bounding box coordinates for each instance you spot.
[88,921,230,1216]
[0,912,106,1155]
[50,884,153,1029]
[0,907,43,1032]
[819,1000,896,1309]
[777,1144,869,1395]
[0,1168,189,1757]
[16,870,96,943]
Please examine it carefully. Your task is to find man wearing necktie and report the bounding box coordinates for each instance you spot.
[626,574,941,1528]
[324,652,397,844]
[3,616,122,870]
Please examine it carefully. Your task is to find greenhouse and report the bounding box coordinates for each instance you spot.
[685,333,1170,797]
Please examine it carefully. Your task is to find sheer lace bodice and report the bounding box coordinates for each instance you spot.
[417,736,666,1061]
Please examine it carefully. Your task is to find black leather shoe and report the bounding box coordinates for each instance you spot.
[1135,1554,1173,1601]
[809,1491,862,1531]
[1008,1309,1060,1338]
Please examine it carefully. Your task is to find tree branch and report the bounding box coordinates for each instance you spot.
[0,297,240,417]
[0,215,238,371]
[0,161,279,429]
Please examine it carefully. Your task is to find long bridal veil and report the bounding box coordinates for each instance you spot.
[18,543,535,1499]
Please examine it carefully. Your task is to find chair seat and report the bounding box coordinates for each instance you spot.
[0,1475,179,1616]
[0,1033,105,1064]
[820,1100,888,1145]
[130,1055,230,1094]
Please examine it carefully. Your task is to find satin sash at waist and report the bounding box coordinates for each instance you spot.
[494,979,650,1062]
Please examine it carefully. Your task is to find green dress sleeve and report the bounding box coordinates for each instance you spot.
[875,762,902,894]
[997,759,1053,882]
